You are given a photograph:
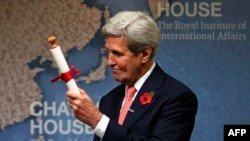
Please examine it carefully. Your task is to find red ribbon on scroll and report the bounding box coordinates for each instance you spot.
[51,65,80,83]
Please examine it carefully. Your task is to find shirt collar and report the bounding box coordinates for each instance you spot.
[131,62,156,92]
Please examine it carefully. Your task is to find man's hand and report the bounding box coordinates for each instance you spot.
[66,89,103,129]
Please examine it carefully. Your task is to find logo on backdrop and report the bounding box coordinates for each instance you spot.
[156,1,247,41]
[29,101,94,135]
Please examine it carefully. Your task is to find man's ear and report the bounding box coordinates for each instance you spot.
[141,46,152,63]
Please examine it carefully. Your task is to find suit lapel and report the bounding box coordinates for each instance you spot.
[123,64,166,129]
[104,85,126,121]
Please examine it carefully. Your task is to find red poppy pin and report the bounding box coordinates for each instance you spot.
[140,91,155,105]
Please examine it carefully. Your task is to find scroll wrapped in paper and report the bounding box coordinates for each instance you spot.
[47,36,80,94]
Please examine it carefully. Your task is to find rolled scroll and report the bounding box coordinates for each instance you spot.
[47,36,80,94]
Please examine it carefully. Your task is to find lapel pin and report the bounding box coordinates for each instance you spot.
[128,108,134,113]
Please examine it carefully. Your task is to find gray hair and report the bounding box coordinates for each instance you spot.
[102,11,160,57]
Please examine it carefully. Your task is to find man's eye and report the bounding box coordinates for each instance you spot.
[113,51,123,57]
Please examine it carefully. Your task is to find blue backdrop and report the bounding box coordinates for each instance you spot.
[0,0,249,141]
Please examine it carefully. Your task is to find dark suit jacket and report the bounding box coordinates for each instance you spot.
[93,64,198,141]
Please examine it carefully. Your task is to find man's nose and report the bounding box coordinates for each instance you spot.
[107,53,115,66]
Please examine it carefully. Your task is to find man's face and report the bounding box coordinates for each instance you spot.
[105,36,143,85]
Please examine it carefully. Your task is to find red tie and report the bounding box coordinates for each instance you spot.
[118,86,137,125]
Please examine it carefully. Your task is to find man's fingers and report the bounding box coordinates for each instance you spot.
[67,90,80,99]
[79,88,87,96]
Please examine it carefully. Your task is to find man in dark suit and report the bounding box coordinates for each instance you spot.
[67,11,198,141]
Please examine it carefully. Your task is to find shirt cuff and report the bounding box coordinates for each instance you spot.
[93,114,110,138]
